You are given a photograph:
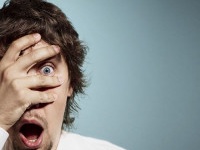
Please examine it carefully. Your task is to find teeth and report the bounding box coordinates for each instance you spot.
[29,139,37,143]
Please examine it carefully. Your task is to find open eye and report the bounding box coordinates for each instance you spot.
[39,65,54,76]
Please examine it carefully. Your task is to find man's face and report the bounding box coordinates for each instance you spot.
[5,40,72,150]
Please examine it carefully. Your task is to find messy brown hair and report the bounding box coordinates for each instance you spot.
[0,0,87,127]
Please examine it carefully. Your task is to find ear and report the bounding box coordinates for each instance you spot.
[67,86,73,97]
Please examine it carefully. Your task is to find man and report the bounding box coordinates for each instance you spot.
[0,0,125,149]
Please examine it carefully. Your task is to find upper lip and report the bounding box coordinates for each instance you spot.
[17,115,45,133]
[19,119,43,128]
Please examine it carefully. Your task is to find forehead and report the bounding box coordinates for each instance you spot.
[33,40,49,49]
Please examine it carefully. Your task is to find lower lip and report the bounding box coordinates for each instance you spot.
[20,131,43,149]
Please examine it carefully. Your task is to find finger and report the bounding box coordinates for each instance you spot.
[16,75,63,89]
[1,33,41,64]
[16,45,60,70]
[23,90,57,110]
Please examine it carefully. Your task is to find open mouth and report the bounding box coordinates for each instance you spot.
[19,123,44,148]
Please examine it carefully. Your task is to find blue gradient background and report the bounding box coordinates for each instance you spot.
[1,0,200,150]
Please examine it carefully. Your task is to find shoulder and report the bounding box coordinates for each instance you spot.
[57,130,126,150]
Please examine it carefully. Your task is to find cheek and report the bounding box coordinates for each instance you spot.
[53,96,66,125]
[47,83,70,122]
[46,86,68,136]
[43,73,71,124]
[55,87,68,114]
[51,85,68,111]
[43,86,68,146]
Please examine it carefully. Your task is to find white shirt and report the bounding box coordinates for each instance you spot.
[0,128,125,150]
[57,130,125,150]
[0,128,8,150]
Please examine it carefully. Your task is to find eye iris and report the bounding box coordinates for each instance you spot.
[43,67,51,74]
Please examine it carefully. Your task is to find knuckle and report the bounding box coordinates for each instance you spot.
[29,50,44,63]
[2,66,13,82]
[27,35,35,43]
[23,103,30,111]
[38,75,46,85]
[10,40,21,50]
[10,81,26,103]
[39,92,55,102]
[38,92,47,101]
[17,90,26,103]
[22,99,32,111]
[47,93,55,101]
[29,51,39,62]
[48,46,57,56]
[28,46,57,63]
[10,79,20,91]
[0,64,6,74]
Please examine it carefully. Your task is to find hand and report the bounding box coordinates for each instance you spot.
[0,34,62,131]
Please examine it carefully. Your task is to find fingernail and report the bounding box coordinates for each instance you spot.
[52,45,60,52]
[33,33,41,41]
[58,76,64,84]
